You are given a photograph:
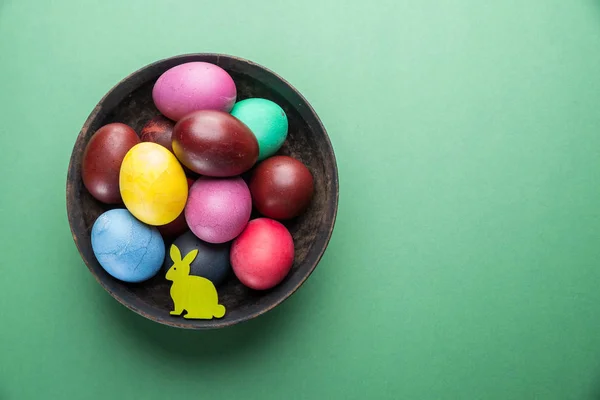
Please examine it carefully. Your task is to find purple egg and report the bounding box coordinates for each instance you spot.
[152,62,237,121]
[185,177,252,244]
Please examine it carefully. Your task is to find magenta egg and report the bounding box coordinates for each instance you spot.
[185,177,252,244]
[152,62,237,121]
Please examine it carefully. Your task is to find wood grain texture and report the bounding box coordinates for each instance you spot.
[66,53,339,329]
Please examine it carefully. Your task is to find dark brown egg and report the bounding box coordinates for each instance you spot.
[249,156,314,220]
[81,123,140,204]
[172,110,258,177]
[140,115,175,152]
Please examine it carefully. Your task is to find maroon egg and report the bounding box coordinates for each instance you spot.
[172,110,259,177]
[81,123,140,204]
[249,156,314,220]
[157,178,195,238]
[140,115,175,152]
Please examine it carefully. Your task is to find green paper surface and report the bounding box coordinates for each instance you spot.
[2,1,600,399]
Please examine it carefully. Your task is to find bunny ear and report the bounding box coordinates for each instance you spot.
[170,244,182,263]
[182,249,199,265]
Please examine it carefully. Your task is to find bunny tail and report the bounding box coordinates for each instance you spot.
[213,304,226,318]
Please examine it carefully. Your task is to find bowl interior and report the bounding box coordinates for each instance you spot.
[67,54,338,329]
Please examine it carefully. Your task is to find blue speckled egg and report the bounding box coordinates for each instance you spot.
[91,208,165,282]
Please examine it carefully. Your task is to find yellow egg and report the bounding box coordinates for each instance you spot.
[119,142,188,226]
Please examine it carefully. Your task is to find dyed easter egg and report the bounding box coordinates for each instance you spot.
[157,178,194,238]
[163,231,231,287]
[91,209,165,282]
[81,123,140,204]
[140,115,175,152]
[173,110,259,176]
[231,218,294,290]
[185,177,252,244]
[119,142,188,226]
[250,156,314,220]
[230,98,288,160]
[152,62,237,121]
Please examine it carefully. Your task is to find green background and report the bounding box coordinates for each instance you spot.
[1,0,600,398]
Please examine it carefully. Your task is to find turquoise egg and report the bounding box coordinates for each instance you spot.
[91,209,165,283]
[231,98,288,160]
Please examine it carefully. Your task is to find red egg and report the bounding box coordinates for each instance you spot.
[249,156,314,220]
[157,178,194,238]
[140,115,175,152]
[230,218,294,290]
[81,123,140,204]
[172,110,258,177]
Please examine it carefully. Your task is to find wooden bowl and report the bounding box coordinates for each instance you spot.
[66,54,339,329]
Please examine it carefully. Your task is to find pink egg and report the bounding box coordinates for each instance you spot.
[230,218,294,290]
[152,62,237,121]
[185,177,251,243]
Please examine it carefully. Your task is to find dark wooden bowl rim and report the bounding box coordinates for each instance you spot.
[66,53,339,329]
